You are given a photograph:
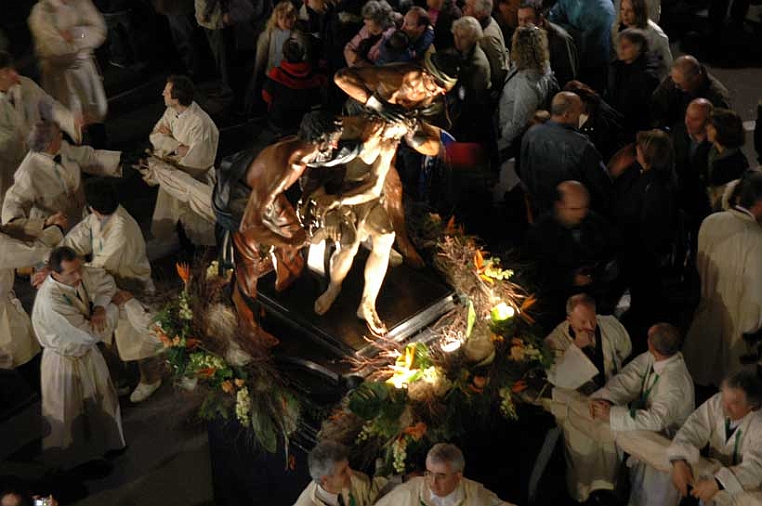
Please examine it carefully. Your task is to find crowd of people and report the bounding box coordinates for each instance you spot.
[1,0,762,504]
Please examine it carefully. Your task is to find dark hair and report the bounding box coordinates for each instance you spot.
[282,38,306,64]
[85,177,120,215]
[562,80,601,107]
[518,0,543,15]
[386,30,410,52]
[621,0,649,27]
[167,75,195,106]
[648,323,682,356]
[618,28,649,55]
[566,293,596,315]
[49,246,79,274]
[723,370,762,410]
[710,108,745,149]
[298,111,342,143]
[407,6,430,26]
[736,169,762,210]
[636,129,674,174]
[0,50,13,70]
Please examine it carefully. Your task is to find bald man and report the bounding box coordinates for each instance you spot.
[652,55,730,131]
[674,98,714,248]
[520,92,612,216]
[526,180,620,329]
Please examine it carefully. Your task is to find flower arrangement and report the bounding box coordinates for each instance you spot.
[320,217,553,473]
[155,261,300,456]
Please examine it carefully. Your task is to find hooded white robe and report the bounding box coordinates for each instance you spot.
[28,0,108,122]
[31,266,125,468]
[373,476,515,506]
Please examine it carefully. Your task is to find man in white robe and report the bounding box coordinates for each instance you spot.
[61,177,161,403]
[668,370,762,505]
[31,246,125,468]
[147,74,218,256]
[28,0,108,133]
[375,443,515,506]
[544,293,632,503]
[1,121,121,234]
[682,171,762,387]
[0,51,81,205]
[0,214,66,376]
[589,323,695,506]
[293,440,391,506]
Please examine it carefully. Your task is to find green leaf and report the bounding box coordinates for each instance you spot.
[466,300,476,338]
[348,381,390,420]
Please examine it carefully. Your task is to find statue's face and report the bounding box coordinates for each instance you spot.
[313,130,342,162]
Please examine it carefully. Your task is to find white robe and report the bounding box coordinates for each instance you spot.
[1,140,121,233]
[373,476,515,506]
[683,209,762,387]
[31,267,125,468]
[668,393,762,502]
[0,77,80,205]
[0,225,62,368]
[292,472,388,506]
[591,352,695,506]
[28,0,108,122]
[545,315,633,502]
[148,102,218,246]
[64,205,159,361]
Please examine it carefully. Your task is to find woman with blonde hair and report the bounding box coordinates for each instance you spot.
[611,0,672,78]
[496,24,557,158]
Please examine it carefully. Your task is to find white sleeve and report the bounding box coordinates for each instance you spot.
[0,226,62,269]
[64,143,122,177]
[592,353,647,405]
[63,217,94,257]
[667,397,715,465]
[149,109,182,156]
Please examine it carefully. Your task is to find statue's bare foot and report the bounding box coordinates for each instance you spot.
[315,285,341,315]
[357,304,387,336]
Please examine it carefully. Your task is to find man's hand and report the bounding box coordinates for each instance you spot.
[572,329,593,349]
[112,290,134,307]
[32,266,51,289]
[45,212,69,230]
[155,123,172,136]
[671,460,694,497]
[590,399,612,421]
[90,306,108,332]
[691,478,720,502]
[175,145,190,158]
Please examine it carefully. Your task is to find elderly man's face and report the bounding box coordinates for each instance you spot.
[53,257,83,287]
[403,11,425,39]
[463,0,479,18]
[321,458,352,494]
[517,7,538,26]
[685,104,709,137]
[721,386,755,422]
[567,303,597,339]
[425,457,462,498]
[671,68,697,93]
[555,190,589,227]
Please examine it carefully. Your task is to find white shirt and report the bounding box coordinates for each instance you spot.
[429,484,465,506]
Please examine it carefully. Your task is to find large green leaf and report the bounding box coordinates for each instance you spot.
[466,300,476,338]
[348,381,389,420]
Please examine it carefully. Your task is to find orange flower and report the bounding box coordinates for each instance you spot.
[474,249,485,272]
[288,454,296,471]
[472,375,488,389]
[490,333,504,343]
[511,338,523,346]
[445,216,458,235]
[197,367,216,378]
[221,380,234,394]
[511,380,528,393]
[176,262,191,285]
[234,379,245,388]
[185,338,200,349]
[156,330,172,347]
[468,384,484,394]
[402,422,427,441]
[172,336,181,346]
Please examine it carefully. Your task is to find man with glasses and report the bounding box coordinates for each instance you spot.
[375,443,515,505]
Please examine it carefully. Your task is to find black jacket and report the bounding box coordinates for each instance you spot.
[651,67,731,131]
[607,52,661,141]
[708,148,749,187]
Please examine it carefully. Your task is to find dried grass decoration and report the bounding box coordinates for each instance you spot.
[154,261,299,458]
[319,216,554,474]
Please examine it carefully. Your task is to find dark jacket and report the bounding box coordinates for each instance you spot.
[451,44,492,143]
[578,98,626,164]
[545,21,579,87]
[673,130,712,226]
[707,147,749,188]
[262,61,326,131]
[606,52,661,141]
[651,67,731,131]
[430,3,461,51]
[520,121,612,215]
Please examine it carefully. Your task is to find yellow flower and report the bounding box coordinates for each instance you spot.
[234,379,245,388]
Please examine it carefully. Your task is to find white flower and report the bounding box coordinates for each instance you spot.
[236,387,252,426]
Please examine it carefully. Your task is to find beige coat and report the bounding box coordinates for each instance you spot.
[292,472,388,506]
[0,225,62,368]
[683,209,762,387]
[149,102,218,246]
[64,205,159,361]
[32,267,125,468]
[28,0,108,122]
[0,76,79,205]
[374,476,515,506]
[1,141,121,233]
[480,17,509,90]
[545,315,632,502]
